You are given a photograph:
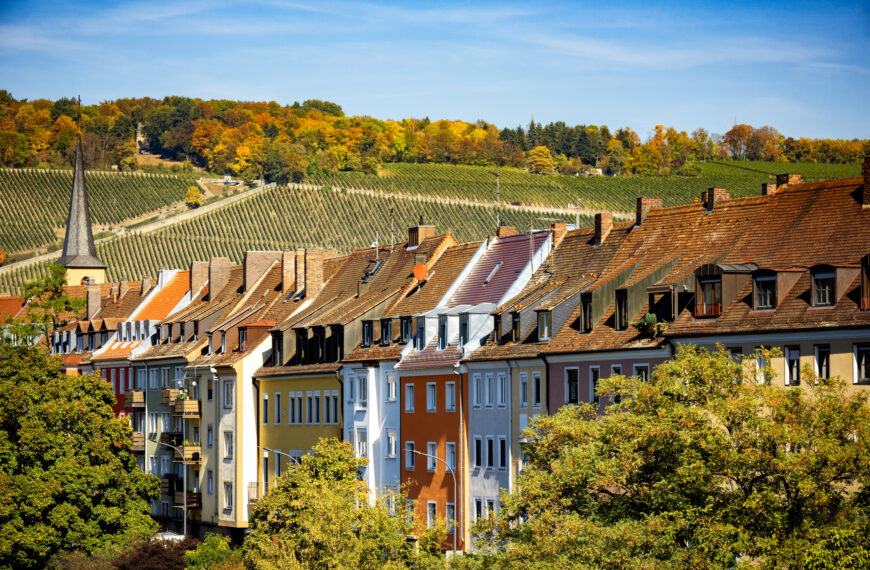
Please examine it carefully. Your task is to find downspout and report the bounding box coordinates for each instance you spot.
[454,362,465,551]
[542,355,551,414]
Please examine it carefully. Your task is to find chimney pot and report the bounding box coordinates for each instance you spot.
[635,197,663,226]
[761,182,776,196]
[703,187,730,210]
[408,224,436,247]
[776,173,802,188]
[594,213,613,245]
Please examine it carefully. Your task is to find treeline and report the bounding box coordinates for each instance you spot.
[0,90,866,183]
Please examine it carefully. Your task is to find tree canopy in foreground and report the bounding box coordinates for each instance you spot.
[0,346,159,569]
[465,346,870,569]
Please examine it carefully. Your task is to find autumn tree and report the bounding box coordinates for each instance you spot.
[526,145,555,174]
[471,346,870,568]
[0,346,160,568]
[185,185,202,208]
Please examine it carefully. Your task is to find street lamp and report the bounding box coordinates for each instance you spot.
[151,438,188,537]
[411,448,458,554]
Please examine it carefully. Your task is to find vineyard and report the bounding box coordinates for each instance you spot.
[0,168,190,254]
[0,184,579,293]
[309,160,862,213]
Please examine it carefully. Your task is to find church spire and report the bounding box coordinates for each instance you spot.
[59,136,106,285]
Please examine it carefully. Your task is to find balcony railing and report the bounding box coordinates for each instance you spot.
[173,444,202,464]
[131,432,145,452]
[694,303,722,318]
[173,399,200,418]
[125,390,145,407]
[161,388,181,406]
[160,476,181,495]
[174,491,202,509]
[160,432,182,446]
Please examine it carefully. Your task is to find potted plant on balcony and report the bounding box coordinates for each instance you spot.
[631,312,667,339]
[176,391,188,401]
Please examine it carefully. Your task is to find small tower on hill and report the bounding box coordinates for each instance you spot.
[58,136,107,286]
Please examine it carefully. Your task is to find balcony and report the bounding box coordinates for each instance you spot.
[694,303,722,318]
[173,444,202,464]
[160,476,181,495]
[161,388,180,406]
[131,432,145,452]
[173,399,200,419]
[125,390,145,407]
[174,491,202,509]
[247,482,261,503]
[160,432,182,446]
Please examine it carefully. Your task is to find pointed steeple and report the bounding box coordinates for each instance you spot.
[59,136,106,274]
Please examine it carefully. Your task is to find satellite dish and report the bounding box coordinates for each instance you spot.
[413,263,428,281]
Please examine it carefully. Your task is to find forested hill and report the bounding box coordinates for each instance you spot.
[0,90,866,184]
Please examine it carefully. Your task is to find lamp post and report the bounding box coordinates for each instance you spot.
[257,445,299,497]
[152,438,188,537]
[411,449,458,554]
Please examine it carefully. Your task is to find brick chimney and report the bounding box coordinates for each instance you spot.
[244,251,281,292]
[761,182,776,196]
[304,248,326,298]
[550,223,567,243]
[497,225,517,238]
[594,213,613,245]
[702,187,730,210]
[190,261,208,294]
[110,283,119,304]
[408,221,436,247]
[636,197,663,226]
[281,250,296,294]
[208,257,232,299]
[140,276,151,295]
[87,286,101,319]
[776,173,802,189]
[863,156,870,208]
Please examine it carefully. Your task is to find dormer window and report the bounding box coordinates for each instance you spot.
[76,335,83,352]
[220,332,227,354]
[493,314,502,344]
[88,333,95,351]
[101,331,108,345]
[459,314,469,346]
[538,311,552,340]
[362,321,373,347]
[696,275,722,318]
[415,317,425,351]
[580,292,593,333]
[400,317,412,344]
[861,255,870,310]
[193,321,199,341]
[239,328,247,352]
[614,289,628,330]
[812,269,835,307]
[207,333,213,355]
[381,319,392,346]
[512,312,520,342]
[754,273,777,310]
[438,315,448,350]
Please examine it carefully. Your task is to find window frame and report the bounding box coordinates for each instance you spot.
[427,442,437,471]
[405,441,415,470]
[404,383,414,413]
[814,345,831,381]
[786,346,801,386]
[812,269,836,307]
[565,367,580,405]
[589,366,600,405]
[445,381,456,412]
[538,310,552,340]
[519,372,529,408]
[753,273,777,310]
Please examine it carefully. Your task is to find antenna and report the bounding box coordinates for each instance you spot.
[537,216,558,275]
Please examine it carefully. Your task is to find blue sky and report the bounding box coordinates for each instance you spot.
[1,0,868,139]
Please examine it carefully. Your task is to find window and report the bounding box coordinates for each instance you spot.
[512,312,521,341]
[696,276,722,317]
[224,431,233,458]
[386,430,397,458]
[566,368,579,404]
[262,455,269,494]
[275,450,282,478]
[426,382,437,411]
[386,373,397,401]
[446,503,455,533]
[485,374,494,406]
[498,436,507,470]
[475,498,483,520]
[223,482,233,509]
[533,372,542,408]
[405,441,415,470]
[206,378,213,401]
[634,364,649,382]
[581,293,593,333]
[862,256,870,310]
[262,393,269,424]
[590,366,600,405]
[401,317,412,344]
[207,470,213,494]
[427,442,437,471]
[487,499,496,516]
[438,316,448,350]
[813,270,835,307]
[754,274,776,310]
[378,319,391,345]
[813,345,830,381]
[220,333,226,354]
[76,335,83,352]
[362,321,373,347]
[611,365,623,403]
[307,391,321,423]
[324,390,340,424]
[415,318,425,351]
[446,442,456,470]
[136,369,145,391]
[474,436,482,468]
[473,374,482,407]
[358,430,368,458]
[275,393,282,424]
[404,383,414,412]
[223,381,233,408]
[786,347,801,386]
[494,314,502,343]
[445,381,456,411]
[207,425,213,447]
[357,374,367,408]
[486,436,494,469]
[538,311,552,340]
[497,373,507,407]
[855,345,870,385]
[459,314,469,346]
[614,289,628,330]
[427,501,437,528]
[239,328,247,352]
[520,372,528,408]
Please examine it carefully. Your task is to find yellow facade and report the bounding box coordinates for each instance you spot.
[65,267,106,286]
[510,360,547,491]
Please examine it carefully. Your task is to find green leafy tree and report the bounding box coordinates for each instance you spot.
[20,264,85,339]
[473,345,870,568]
[184,534,242,569]
[0,346,160,569]
[243,438,440,569]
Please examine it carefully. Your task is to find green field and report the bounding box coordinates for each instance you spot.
[0,184,579,293]
[0,168,190,254]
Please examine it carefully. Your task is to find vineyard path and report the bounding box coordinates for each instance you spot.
[0,179,631,277]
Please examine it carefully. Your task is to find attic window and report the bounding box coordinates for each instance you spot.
[362,321,373,347]
[695,276,722,318]
[538,311,552,341]
[614,290,628,331]
[580,293,593,333]
[381,319,392,346]
[438,316,448,350]
[220,332,227,354]
[512,312,520,342]
[493,315,502,344]
[364,260,383,281]
[754,273,777,310]
[400,317,412,344]
[459,314,469,346]
[812,270,835,307]
[483,262,503,286]
[239,328,247,352]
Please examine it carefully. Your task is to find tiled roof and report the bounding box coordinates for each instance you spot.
[256,362,342,378]
[136,271,190,320]
[0,296,25,321]
[92,340,143,361]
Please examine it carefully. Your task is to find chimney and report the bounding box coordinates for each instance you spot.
[244,251,281,292]
[119,280,130,300]
[863,156,870,208]
[702,187,730,210]
[208,257,232,299]
[635,197,663,226]
[304,248,325,298]
[140,276,151,295]
[594,213,613,245]
[776,173,802,189]
[87,286,101,319]
[408,221,436,247]
[281,250,296,295]
[110,283,119,304]
[550,223,567,243]
[497,225,517,238]
[190,261,208,294]
[761,182,776,196]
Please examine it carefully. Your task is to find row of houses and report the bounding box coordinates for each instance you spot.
[6,143,870,549]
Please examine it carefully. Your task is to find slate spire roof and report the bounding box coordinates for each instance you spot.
[58,136,106,269]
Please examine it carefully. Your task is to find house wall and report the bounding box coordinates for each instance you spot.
[509,359,547,491]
